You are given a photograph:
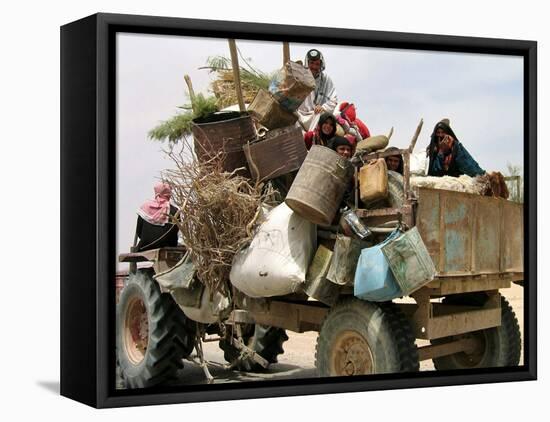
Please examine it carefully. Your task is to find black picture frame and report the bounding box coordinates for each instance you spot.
[60,12,537,408]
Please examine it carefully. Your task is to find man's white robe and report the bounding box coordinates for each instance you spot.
[296,72,338,131]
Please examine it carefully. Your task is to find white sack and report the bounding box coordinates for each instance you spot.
[410,151,428,176]
[230,202,316,298]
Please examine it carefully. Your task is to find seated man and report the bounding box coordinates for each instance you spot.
[297,49,338,132]
[135,182,179,251]
[384,146,403,174]
[427,119,485,177]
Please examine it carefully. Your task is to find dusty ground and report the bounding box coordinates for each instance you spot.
[116,283,524,388]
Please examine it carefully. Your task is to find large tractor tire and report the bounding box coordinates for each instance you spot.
[315,298,419,376]
[219,324,288,372]
[116,270,196,388]
[431,294,521,370]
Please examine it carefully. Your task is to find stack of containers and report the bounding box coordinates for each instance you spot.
[243,61,316,183]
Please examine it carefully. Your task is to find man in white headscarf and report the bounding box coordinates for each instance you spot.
[296,49,338,132]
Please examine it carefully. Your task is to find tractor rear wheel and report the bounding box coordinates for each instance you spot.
[116,270,196,388]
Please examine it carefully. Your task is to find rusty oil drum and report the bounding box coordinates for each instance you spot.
[285,145,353,225]
[191,111,256,174]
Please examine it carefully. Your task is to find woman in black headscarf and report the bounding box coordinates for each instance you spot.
[303,112,337,149]
[427,119,485,177]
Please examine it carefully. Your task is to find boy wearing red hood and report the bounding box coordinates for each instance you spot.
[334,102,370,145]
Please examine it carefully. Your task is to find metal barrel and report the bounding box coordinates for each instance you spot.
[191,111,256,174]
[285,145,353,225]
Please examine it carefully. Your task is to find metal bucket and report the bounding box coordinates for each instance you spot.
[285,145,353,225]
[191,111,256,174]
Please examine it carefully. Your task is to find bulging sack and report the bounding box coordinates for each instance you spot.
[410,151,428,176]
[229,202,317,297]
[269,61,316,112]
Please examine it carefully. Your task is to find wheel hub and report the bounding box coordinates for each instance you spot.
[124,297,149,365]
[331,330,375,375]
[453,332,487,367]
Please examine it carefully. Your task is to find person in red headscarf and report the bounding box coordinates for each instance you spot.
[135,182,180,251]
[334,102,371,146]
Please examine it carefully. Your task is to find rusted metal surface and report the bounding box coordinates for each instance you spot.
[286,145,354,226]
[119,247,185,262]
[191,111,256,175]
[326,235,370,286]
[409,289,501,340]
[356,207,402,218]
[416,188,524,277]
[417,337,478,361]
[248,300,329,333]
[356,205,415,230]
[229,336,269,368]
[226,309,256,325]
[243,125,307,182]
[118,247,186,275]
[425,274,514,295]
[501,201,524,273]
[382,227,436,295]
[302,245,341,305]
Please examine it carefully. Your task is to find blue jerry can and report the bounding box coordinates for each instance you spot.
[354,230,403,302]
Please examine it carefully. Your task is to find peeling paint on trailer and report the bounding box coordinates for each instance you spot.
[416,188,523,277]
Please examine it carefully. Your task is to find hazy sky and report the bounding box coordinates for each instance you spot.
[116,32,523,264]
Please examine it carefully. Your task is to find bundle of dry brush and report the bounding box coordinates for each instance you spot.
[163,138,275,295]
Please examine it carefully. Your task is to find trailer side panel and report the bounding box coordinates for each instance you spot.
[416,188,523,277]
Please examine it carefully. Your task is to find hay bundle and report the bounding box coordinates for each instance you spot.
[163,140,274,294]
[202,56,271,109]
[211,71,260,109]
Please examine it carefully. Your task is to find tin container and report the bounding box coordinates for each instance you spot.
[243,125,307,181]
[286,145,353,225]
[191,111,256,174]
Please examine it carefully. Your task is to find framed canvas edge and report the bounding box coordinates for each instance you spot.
[60,12,537,409]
